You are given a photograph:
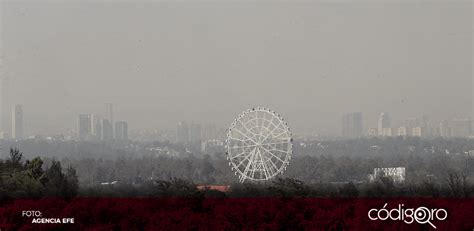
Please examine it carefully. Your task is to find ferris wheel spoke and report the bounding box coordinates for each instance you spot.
[230,150,251,160]
[270,130,290,140]
[234,156,250,169]
[227,136,254,147]
[259,148,279,176]
[263,158,277,178]
[262,140,291,147]
[264,117,287,134]
[236,119,259,138]
[260,152,273,179]
[255,149,268,179]
[260,146,285,164]
[266,147,289,155]
[242,118,261,136]
[232,127,258,145]
[227,108,292,182]
[266,157,280,176]
[242,153,255,180]
[262,122,288,143]
[229,143,262,149]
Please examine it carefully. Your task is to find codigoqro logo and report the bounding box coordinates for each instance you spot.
[368,203,447,229]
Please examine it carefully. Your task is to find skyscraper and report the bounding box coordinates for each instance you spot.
[0,78,3,133]
[342,112,363,138]
[78,114,92,140]
[439,120,450,137]
[377,112,391,136]
[397,126,408,136]
[115,121,128,140]
[105,103,114,137]
[0,77,10,135]
[91,114,102,140]
[189,123,202,151]
[189,123,202,145]
[451,118,471,137]
[11,104,23,139]
[101,119,113,141]
[176,121,189,144]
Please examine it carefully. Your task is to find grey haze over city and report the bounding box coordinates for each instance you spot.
[0,0,472,137]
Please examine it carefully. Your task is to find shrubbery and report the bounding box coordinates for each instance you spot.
[0,148,79,199]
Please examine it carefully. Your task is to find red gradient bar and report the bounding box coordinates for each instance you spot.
[0,198,473,230]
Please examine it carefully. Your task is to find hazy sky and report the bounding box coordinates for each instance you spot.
[1,0,472,135]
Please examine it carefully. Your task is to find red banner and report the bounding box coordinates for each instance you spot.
[1,198,473,230]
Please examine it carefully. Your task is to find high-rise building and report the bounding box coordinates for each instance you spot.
[439,120,450,137]
[11,104,23,139]
[382,127,392,137]
[202,124,218,140]
[78,114,92,140]
[189,123,202,151]
[397,126,408,136]
[342,112,363,138]
[451,118,471,137]
[403,116,432,137]
[105,103,114,137]
[412,127,423,137]
[0,78,4,133]
[101,119,113,141]
[115,121,128,140]
[189,123,202,144]
[377,112,391,136]
[176,121,189,144]
[91,114,102,140]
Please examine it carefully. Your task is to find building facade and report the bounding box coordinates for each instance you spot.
[342,112,363,138]
[115,121,128,140]
[11,104,23,139]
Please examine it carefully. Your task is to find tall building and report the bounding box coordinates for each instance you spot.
[189,123,202,145]
[91,114,102,140]
[0,77,10,134]
[101,119,113,141]
[176,121,189,144]
[202,124,218,140]
[78,114,92,140]
[105,103,114,137]
[412,127,423,137]
[439,120,450,137]
[189,123,202,151]
[377,112,391,136]
[11,104,23,139]
[382,127,393,137]
[115,121,128,140]
[451,118,471,137]
[397,126,408,136]
[0,78,4,133]
[342,112,363,138]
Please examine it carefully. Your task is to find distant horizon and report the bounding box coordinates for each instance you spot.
[1,1,472,135]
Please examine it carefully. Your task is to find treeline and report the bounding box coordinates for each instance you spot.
[4,137,474,187]
[80,177,473,198]
[60,149,474,188]
[0,148,79,199]
[1,137,474,198]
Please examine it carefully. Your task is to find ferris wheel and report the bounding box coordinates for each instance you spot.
[226,107,293,183]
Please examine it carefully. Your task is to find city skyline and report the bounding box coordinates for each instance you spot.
[0,100,473,139]
[0,1,472,135]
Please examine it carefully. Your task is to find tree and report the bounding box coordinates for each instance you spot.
[43,160,67,197]
[339,182,359,197]
[9,148,23,166]
[153,178,200,197]
[64,166,79,198]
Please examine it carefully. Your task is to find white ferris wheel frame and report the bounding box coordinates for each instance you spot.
[225,107,293,183]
